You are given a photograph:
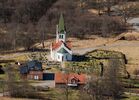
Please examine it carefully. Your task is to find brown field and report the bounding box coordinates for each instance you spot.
[68,32,139,74]
[1,32,139,75]
[41,35,113,49]
[0,97,34,100]
[105,41,139,74]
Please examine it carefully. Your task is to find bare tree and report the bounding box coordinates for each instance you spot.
[4,64,42,98]
[133,69,139,79]
[60,62,74,100]
[63,70,70,100]
[90,0,117,16]
[37,16,48,48]
[4,64,19,96]
[104,0,115,16]
[116,0,139,23]
[104,59,124,99]
[101,16,109,37]
[96,0,104,16]
[118,0,131,23]
[0,0,8,23]
[7,22,20,51]
[85,59,124,100]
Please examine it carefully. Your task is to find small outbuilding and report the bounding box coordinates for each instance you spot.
[42,73,55,88]
[19,60,43,80]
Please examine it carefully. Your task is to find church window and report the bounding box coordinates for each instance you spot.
[59,34,63,39]
[61,35,63,39]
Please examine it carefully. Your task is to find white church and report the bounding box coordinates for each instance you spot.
[50,14,72,62]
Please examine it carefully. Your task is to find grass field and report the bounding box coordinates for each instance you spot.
[65,49,126,77]
[0,32,139,100]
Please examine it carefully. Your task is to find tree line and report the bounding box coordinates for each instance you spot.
[0,0,139,51]
[0,0,57,51]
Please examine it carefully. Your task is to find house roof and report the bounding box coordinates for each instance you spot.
[20,60,42,74]
[55,72,86,84]
[29,70,43,74]
[20,66,28,74]
[52,41,72,51]
[27,60,42,71]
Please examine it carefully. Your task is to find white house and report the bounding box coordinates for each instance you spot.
[50,14,72,62]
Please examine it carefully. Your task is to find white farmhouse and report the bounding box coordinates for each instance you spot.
[50,14,72,62]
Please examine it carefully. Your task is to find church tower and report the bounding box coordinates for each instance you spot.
[51,13,72,62]
[56,14,66,43]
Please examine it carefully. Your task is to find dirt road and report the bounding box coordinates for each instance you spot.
[0,40,139,60]
[73,40,139,55]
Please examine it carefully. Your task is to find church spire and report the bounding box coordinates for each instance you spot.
[56,13,66,42]
[58,13,65,33]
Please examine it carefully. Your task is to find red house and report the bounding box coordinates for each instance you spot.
[55,72,87,87]
[27,71,43,80]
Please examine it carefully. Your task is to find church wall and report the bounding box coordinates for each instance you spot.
[56,53,63,62]
[67,54,72,61]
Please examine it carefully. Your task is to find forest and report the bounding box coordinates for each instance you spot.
[0,0,139,51]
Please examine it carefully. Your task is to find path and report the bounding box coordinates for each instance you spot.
[73,41,139,55]
[0,40,139,60]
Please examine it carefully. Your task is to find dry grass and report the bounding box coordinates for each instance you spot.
[1,32,139,75]
[122,32,139,41]
[38,35,113,50]
[88,9,100,14]
[13,55,29,61]
[21,36,139,75]
[62,32,139,75]
[0,97,34,100]
[68,35,113,49]
[104,40,139,74]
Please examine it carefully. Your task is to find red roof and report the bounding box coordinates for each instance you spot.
[55,72,86,84]
[66,41,72,49]
[52,41,63,50]
[52,41,72,50]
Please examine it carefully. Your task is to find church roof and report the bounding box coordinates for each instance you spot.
[58,14,65,33]
[52,41,63,50]
[52,41,72,51]
[58,48,68,53]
